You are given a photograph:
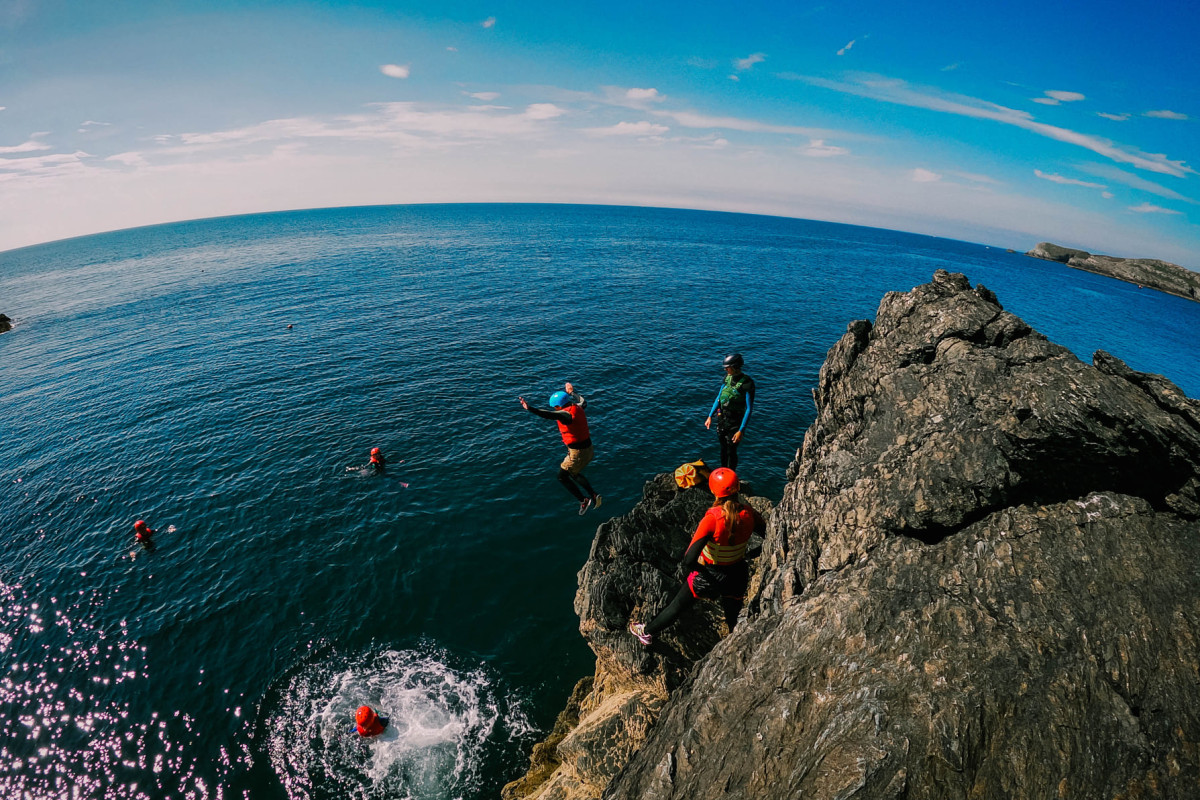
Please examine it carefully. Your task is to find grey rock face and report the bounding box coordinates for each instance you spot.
[601,270,1200,799]
[510,270,1200,800]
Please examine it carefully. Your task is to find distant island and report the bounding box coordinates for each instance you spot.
[1027,242,1199,303]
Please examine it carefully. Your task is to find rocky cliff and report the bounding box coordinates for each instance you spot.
[508,270,1200,800]
[0,314,11,333]
[1027,242,1200,302]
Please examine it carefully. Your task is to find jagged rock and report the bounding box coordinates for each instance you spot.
[504,474,772,800]
[1027,242,1200,302]
[0,314,11,333]
[512,271,1200,800]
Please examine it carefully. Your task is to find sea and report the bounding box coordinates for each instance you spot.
[1,203,1197,800]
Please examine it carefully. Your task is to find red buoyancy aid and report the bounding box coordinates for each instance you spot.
[556,404,590,446]
[357,714,386,737]
[691,505,757,565]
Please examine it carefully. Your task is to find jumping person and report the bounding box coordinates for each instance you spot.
[351,705,389,737]
[519,382,602,515]
[704,353,756,470]
[629,468,764,645]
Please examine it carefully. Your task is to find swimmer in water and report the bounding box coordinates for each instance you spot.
[369,447,387,473]
[134,519,156,552]
[351,705,389,737]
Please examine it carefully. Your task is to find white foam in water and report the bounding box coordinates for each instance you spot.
[267,646,531,799]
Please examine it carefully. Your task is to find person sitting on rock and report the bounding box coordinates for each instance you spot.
[519,382,602,515]
[630,467,764,645]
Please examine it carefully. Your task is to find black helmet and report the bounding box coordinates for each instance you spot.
[723,353,744,368]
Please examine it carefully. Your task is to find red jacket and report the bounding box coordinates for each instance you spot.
[556,404,590,446]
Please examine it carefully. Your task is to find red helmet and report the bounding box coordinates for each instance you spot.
[356,705,375,725]
[708,468,739,498]
[134,520,148,532]
[370,448,380,456]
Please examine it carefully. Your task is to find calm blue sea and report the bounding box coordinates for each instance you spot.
[1,204,1197,799]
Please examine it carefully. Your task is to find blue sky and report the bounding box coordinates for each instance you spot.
[1,0,1197,265]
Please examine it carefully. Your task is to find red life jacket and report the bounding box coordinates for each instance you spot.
[556,404,590,446]
[691,505,756,565]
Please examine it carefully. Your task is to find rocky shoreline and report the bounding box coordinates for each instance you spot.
[507,270,1200,799]
[1026,241,1200,302]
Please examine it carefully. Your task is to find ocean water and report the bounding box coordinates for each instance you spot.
[1,203,1197,799]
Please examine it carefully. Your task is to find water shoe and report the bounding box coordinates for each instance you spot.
[629,622,652,646]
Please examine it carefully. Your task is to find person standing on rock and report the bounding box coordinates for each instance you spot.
[519,382,603,515]
[630,467,764,645]
[705,353,755,470]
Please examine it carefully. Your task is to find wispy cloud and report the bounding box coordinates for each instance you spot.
[651,109,837,138]
[0,150,91,182]
[784,72,1194,177]
[586,121,669,137]
[911,168,941,182]
[1097,112,1130,121]
[1034,90,1085,105]
[380,64,410,79]
[1034,169,1106,189]
[837,39,856,56]
[1130,202,1182,215]
[77,120,112,133]
[0,138,52,154]
[481,16,496,29]
[523,103,564,120]
[941,63,960,71]
[799,139,848,157]
[1144,109,1188,120]
[466,91,500,102]
[1076,163,1198,204]
[734,53,766,71]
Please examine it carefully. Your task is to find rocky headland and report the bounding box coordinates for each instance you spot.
[507,270,1200,800]
[0,314,11,333]
[1027,242,1200,302]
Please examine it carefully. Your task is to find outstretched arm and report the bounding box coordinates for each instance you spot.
[519,396,572,422]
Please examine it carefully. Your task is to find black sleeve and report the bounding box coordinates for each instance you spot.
[527,406,572,423]
[679,535,710,573]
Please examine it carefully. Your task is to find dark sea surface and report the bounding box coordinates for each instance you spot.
[1,204,1197,799]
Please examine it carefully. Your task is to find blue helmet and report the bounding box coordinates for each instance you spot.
[549,391,571,408]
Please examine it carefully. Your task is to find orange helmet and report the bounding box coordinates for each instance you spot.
[356,705,376,726]
[708,468,739,498]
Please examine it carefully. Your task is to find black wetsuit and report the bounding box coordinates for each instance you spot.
[710,373,756,470]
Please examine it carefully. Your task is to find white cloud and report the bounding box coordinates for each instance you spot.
[467,91,500,101]
[0,138,52,154]
[106,152,149,167]
[587,121,670,137]
[1129,202,1182,215]
[785,72,1195,177]
[1076,163,1197,204]
[1047,90,1085,103]
[1144,109,1188,120]
[481,16,496,28]
[728,74,739,82]
[1032,98,1059,106]
[837,40,856,56]
[941,63,960,71]
[800,139,848,157]
[446,46,458,52]
[523,103,564,120]
[652,109,837,138]
[1102,192,1114,199]
[380,64,410,79]
[625,88,664,103]
[1034,169,1106,189]
[1097,112,1130,121]
[77,120,112,133]
[911,168,941,182]
[734,53,766,71]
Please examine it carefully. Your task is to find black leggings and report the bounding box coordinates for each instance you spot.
[558,468,597,501]
[718,429,739,470]
[644,583,744,636]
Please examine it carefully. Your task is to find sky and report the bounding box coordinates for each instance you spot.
[1,0,1197,266]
